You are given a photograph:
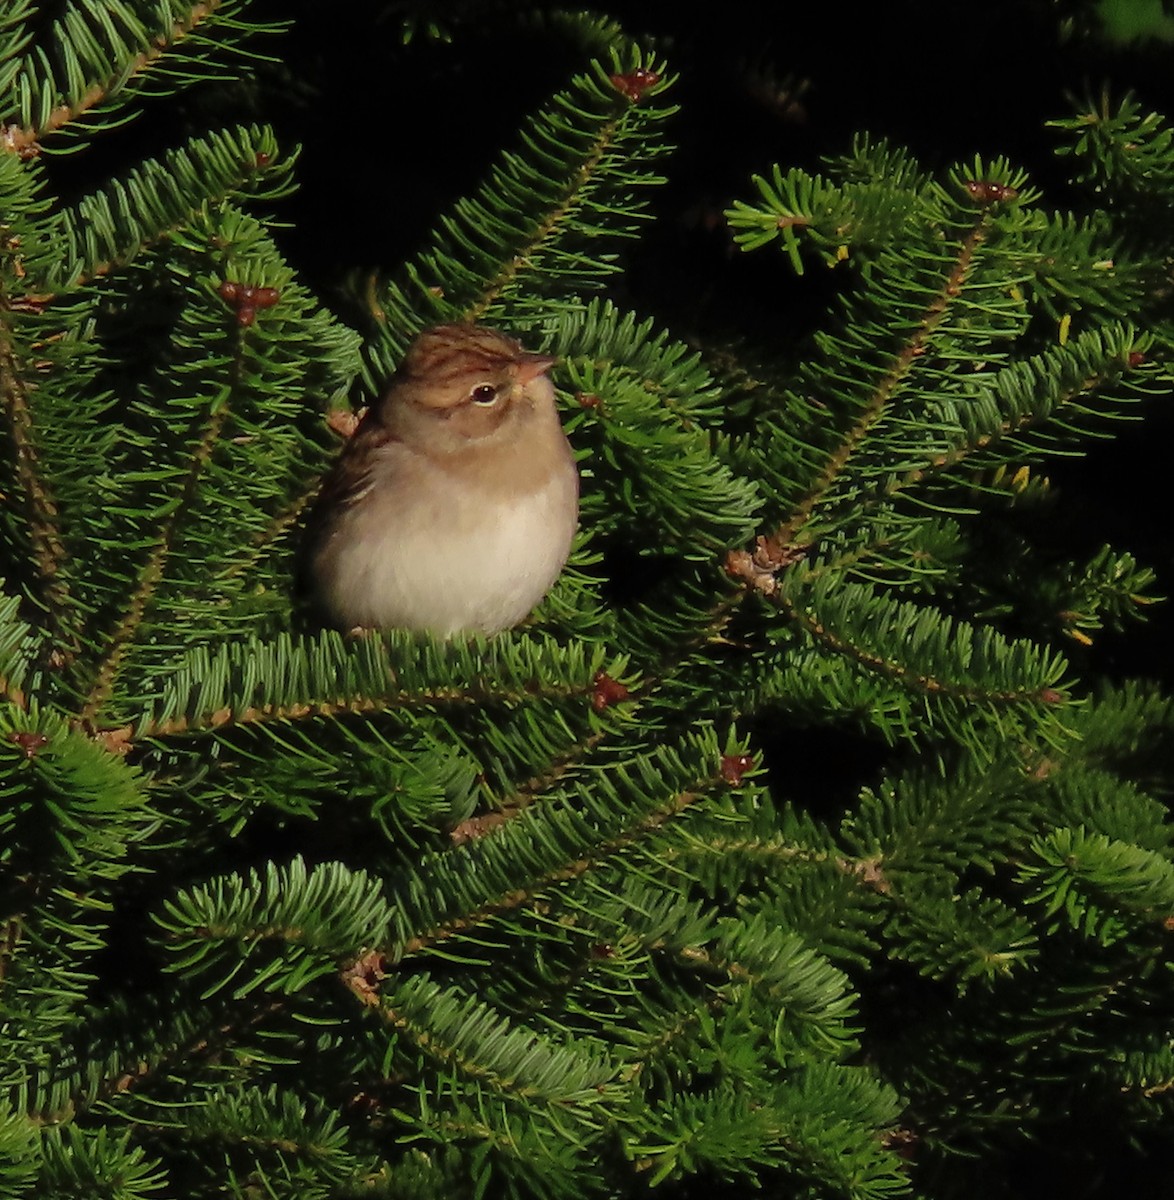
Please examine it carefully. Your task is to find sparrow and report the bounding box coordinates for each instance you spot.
[304,323,579,637]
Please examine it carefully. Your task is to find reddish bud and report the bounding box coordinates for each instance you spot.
[1128,350,1146,368]
[577,392,600,409]
[8,730,48,759]
[219,280,281,325]
[720,753,754,786]
[592,671,630,713]
[965,180,1018,204]
[254,152,271,168]
[610,68,661,101]
[1039,688,1064,705]
[882,1128,919,1160]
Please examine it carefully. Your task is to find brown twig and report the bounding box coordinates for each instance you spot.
[726,212,993,598]
[399,782,706,958]
[80,394,230,726]
[0,305,80,664]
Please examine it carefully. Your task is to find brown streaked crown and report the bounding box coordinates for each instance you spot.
[400,324,531,388]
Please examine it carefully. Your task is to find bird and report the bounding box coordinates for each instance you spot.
[303,322,579,637]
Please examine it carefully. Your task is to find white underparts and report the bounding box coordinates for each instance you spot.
[315,462,577,636]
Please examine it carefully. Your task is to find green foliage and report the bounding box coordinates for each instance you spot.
[0,0,284,147]
[1,5,1174,1200]
[1091,0,1174,43]
[49,124,297,288]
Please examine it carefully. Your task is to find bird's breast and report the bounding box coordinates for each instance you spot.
[314,439,578,636]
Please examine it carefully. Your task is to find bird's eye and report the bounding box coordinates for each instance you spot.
[470,383,499,406]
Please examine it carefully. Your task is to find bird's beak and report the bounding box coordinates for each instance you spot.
[512,352,558,386]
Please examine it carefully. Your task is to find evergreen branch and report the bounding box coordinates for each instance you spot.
[772,206,992,554]
[459,57,667,324]
[659,825,818,880]
[164,1083,375,1188]
[1045,760,1171,853]
[685,918,858,1049]
[79,371,232,725]
[679,624,920,750]
[839,758,1045,885]
[399,1079,602,1196]
[378,974,622,1111]
[0,894,104,1064]
[1056,544,1161,642]
[886,885,1038,986]
[628,1067,908,1197]
[0,2,36,93]
[139,707,485,845]
[0,0,273,152]
[725,153,1097,607]
[18,992,288,1127]
[391,727,732,957]
[446,576,750,838]
[1111,1041,1174,1101]
[0,302,76,654]
[61,205,359,711]
[752,862,885,969]
[1017,826,1174,943]
[727,134,932,267]
[3,1,220,149]
[618,991,720,1083]
[73,198,359,722]
[1051,88,1174,200]
[135,629,622,740]
[471,727,612,832]
[1008,208,1139,322]
[531,869,860,1056]
[896,324,1154,489]
[35,1125,167,1198]
[0,1109,39,1194]
[791,513,964,596]
[777,569,1068,716]
[626,1089,785,1186]
[1061,680,1174,793]
[46,125,294,288]
[155,857,398,998]
[0,702,156,1049]
[473,574,752,833]
[538,306,763,555]
[548,297,729,424]
[567,360,761,551]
